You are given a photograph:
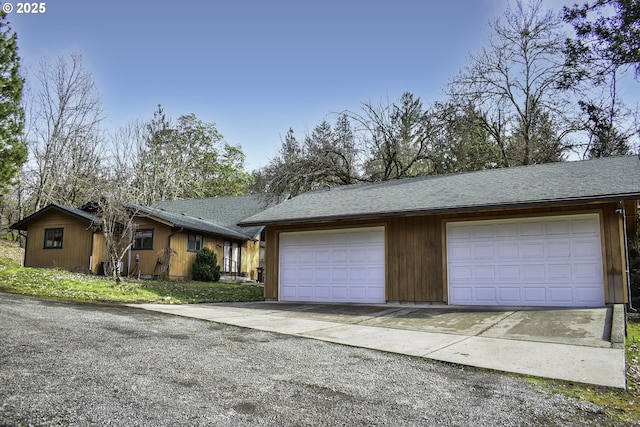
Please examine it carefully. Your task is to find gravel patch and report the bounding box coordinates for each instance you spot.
[0,293,625,426]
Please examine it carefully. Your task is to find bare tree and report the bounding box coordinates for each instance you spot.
[253,93,448,199]
[448,0,575,166]
[108,118,147,203]
[92,195,137,283]
[25,52,104,211]
[251,114,361,200]
[349,93,439,180]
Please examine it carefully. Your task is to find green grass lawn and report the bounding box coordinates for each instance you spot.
[0,257,264,304]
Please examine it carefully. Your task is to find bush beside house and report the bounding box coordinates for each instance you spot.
[192,247,221,282]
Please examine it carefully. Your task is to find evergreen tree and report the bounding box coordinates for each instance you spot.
[0,11,25,197]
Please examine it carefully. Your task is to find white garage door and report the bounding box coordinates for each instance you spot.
[446,214,605,307]
[279,227,385,303]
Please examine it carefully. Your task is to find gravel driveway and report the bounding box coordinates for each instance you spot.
[0,293,625,426]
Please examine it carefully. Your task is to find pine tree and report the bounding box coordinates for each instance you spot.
[0,11,25,196]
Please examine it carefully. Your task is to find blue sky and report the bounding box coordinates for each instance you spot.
[6,0,639,170]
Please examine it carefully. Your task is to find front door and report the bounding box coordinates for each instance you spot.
[223,241,241,275]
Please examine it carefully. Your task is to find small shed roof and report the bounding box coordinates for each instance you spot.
[10,204,101,231]
[239,155,640,226]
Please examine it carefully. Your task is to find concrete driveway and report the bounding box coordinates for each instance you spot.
[134,302,627,388]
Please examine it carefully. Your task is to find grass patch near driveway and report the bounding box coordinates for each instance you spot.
[527,318,640,424]
[0,254,264,305]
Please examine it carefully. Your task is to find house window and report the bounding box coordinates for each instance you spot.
[133,229,153,250]
[188,233,203,252]
[44,228,63,249]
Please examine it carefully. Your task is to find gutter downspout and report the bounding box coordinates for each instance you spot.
[620,200,636,312]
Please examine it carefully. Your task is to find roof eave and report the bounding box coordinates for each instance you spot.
[9,204,100,231]
[237,193,640,227]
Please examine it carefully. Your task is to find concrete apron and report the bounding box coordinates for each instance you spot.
[132,302,627,389]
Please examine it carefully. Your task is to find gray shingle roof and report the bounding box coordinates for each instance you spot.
[150,195,270,239]
[239,155,640,226]
[129,203,252,240]
[10,204,101,230]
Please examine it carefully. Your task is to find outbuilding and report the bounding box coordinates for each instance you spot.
[239,156,640,307]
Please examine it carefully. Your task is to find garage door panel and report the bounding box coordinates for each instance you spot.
[475,287,496,302]
[279,227,385,303]
[497,243,518,258]
[521,242,545,258]
[523,287,546,303]
[574,263,601,280]
[498,287,520,302]
[473,224,494,238]
[548,241,571,258]
[348,287,366,300]
[474,244,495,258]
[572,240,602,258]
[449,244,472,260]
[576,286,605,302]
[447,214,605,307]
[549,287,573,303]
[498,265,520,281]
[546,220,572,235]
[367,266,385,281]
[349,249,367,263]
[521,221,544,236]
[332,267,349,282]
[495,223,518,237]
[475,265,495,280]
[450,265,472,280]
[313,286,330,298]
[573,217,599,234]
[547,264,571,280]
[349,267,366,280]
[523,264,545,280]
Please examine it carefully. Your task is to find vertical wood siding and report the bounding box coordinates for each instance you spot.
[264,227,279,300]
[387,216,443,302]
[24,211,94,272]
[601,207,627,303]
[167,232,225,280]
[90,233,108,274]
[242,240,260,280]
[128,219,171,277]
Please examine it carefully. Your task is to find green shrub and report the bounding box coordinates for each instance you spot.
[192,247,221,282]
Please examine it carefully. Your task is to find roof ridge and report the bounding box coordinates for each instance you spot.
[305,155,636,194]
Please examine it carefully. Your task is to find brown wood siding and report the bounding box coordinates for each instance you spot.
[90,233,108,274]
[263,201,629,304]
[160,231,260,281]
[166,232,225,280]
[601,207,627,303]
[129,219,172,277]
[242,240,260,280]
[386,216,443,302]
[264,227,279,300]
[24,211,94,272]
